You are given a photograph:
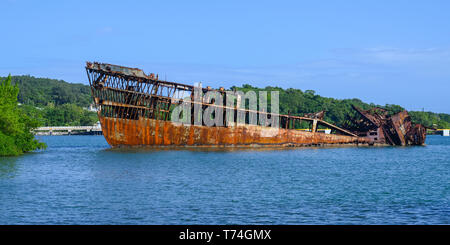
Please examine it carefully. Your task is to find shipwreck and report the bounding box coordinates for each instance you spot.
[85,62,426,148]
[347,105,426,146]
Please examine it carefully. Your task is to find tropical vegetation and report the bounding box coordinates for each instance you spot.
[0,75,46,156]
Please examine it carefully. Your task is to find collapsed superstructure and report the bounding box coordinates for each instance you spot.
[85,62,425,147]
[348,105,426,146]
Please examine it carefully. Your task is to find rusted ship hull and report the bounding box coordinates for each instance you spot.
[99,116,368,147]
[85,61,397,148]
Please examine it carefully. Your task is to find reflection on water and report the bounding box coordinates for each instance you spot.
[0,135,449,225]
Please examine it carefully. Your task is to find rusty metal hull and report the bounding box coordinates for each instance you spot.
[99,115,369,148]
[86,62,373,148]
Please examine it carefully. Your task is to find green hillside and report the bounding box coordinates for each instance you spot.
[5,75,97,127]
[11,75,91,107]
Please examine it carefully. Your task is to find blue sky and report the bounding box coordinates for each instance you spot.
[1,0,449,113]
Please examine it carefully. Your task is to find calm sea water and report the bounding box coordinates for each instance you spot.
[0,135,448,224]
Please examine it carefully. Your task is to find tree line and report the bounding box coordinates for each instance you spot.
[6,75,98,127]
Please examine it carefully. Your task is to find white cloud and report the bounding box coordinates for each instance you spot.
[338,47,450,64]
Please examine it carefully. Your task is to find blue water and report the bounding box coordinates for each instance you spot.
[0,135,449,224]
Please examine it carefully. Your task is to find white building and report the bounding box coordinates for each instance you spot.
[443,129,449,137]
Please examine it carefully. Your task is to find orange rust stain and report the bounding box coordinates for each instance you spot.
[141,119,146,145]
[146,119,150,145]
[154,121,159,145]
[163,123,170,145]
[188,126,194,145]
